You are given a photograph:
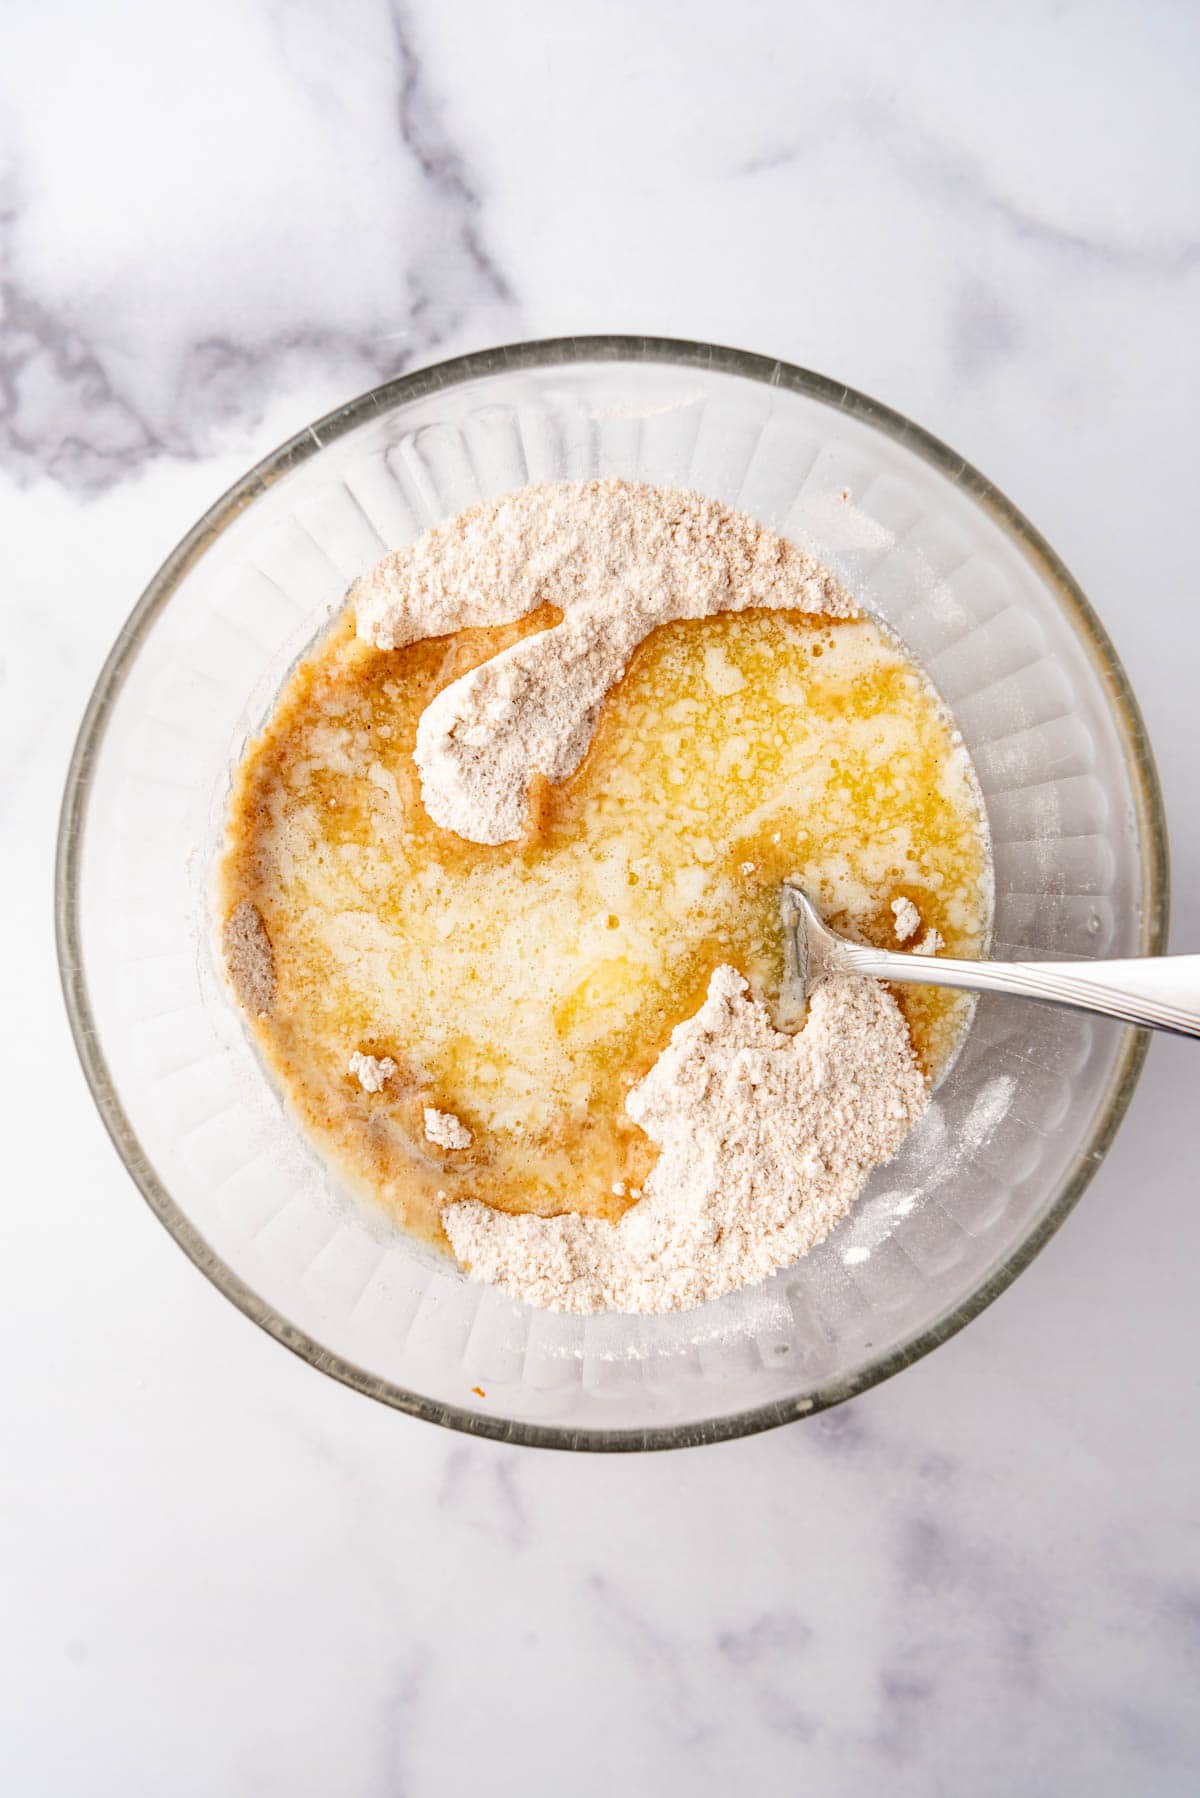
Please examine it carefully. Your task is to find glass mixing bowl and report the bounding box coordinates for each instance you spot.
[56,337,1167,1451]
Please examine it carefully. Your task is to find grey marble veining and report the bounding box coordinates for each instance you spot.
[0,0,520,492]
[2,1,1199,1793]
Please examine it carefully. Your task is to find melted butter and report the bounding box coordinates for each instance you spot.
[221,606,991,1249]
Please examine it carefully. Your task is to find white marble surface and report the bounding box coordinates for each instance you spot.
[4,2,1199,1791]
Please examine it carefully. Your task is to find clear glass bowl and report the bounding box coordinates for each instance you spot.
[56,337,1167,1451]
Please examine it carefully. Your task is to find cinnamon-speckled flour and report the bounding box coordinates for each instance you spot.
[223,901,274,1016]
[353,479,855,845]
[442,966,928,1314]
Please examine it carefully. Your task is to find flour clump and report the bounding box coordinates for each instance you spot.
[424,1106,472,1150]
[349,1051,396,1093]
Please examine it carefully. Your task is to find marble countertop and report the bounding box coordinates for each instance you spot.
[4,2,1198,1791]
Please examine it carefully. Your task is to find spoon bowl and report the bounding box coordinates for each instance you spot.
[781,884,1200,1041]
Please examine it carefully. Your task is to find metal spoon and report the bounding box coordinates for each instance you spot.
[780,883,1200,1040]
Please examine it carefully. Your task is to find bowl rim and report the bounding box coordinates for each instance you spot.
[55,333,1170,1453]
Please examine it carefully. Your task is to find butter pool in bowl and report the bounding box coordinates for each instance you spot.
[57,337,1166,1450]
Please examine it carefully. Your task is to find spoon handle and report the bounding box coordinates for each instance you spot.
[824,943,1200,1040]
